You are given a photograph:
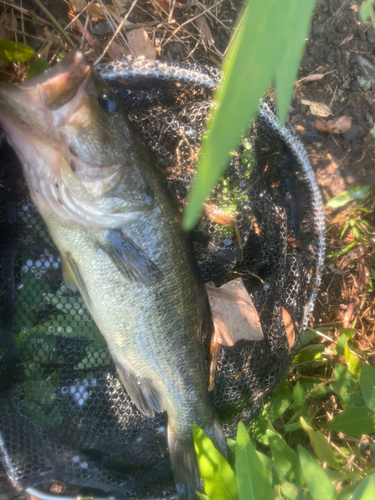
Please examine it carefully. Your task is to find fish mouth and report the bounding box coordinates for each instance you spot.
[0,50,91,132]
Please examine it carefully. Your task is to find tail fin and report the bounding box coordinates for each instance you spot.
[168,425,201,500]
[203,414,229,461]
[168,415,228,500]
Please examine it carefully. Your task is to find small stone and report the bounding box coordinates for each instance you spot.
[367,29,375,44]
[366,113,374,123]
[300,104,307,114]
[343,124,358,141]
[313,23,325,35]
[350,80,360,91]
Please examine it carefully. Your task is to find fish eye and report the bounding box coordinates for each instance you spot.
[98,91,118,114]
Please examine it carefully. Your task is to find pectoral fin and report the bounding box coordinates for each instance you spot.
[64,252,91,307]
[113,357,164,418]
[97,229,162,286]
[61,253,78,292]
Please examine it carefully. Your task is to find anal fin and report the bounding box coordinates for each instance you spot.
[113,356,164,418]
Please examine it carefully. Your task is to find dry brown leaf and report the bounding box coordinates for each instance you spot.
[73,17,102,56]
[112,0,127,9]
[357,256,370,293]
[88,3,107,20]
[70,0,87,12]
[107,40,131,61]
[296,73,325,87]
[300,99,331,117]
[126,28,156,59]
[315,115,352,134]
[153,0,170,12]
[106,5,132,24]
[339,33,354,46]
[281,306,296,351]
[342,297,360,329]
[205,278,263,347]
[196,13,215,48]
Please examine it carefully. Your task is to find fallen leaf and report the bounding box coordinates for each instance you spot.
[281,306,296,351]
[205,278,263,347]
[195,11,215,49]
[339,33,354,46]
[88,2,107,20]
[296,73,325,87]
[339,246,366,269]
[73,17,102,56]
[315,115,352,134]
[153,0,170,12]
[107,40,131,60]
[357,256,370,293]
[341,297,360,329]
[300,99,331,117]
[126,28,156,60]
[294,124,306,134]
[70,0,87,12]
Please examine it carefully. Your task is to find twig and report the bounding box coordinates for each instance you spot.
[32,0,76,48]
[161,0,226,48]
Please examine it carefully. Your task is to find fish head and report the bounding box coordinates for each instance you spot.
[0,50,148,227]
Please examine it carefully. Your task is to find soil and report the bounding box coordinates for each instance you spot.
[292,0,375,200]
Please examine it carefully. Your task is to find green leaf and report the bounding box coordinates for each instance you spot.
[237,422,273,500]
[182,0,312,229]
[360,364,375,412]
[0,40,35,62]
[296,329,318,349]
[293,382,306,407]
[338,328,356,340]
[300,418,342,471]
[267,430,302,486]
[298,446,339,500]
[275,0,316,124]
[351,474,375,500]
[193,425,238,500]
[280,481,303,500]
[335,334,347,356]
[27,58,50,78]
[328,407,375,435]
[267,392,294,422]
[328,241,357,260]
[334,363,364,408]
[197,493,209,500]
[344,345,362,379]
[326,185,373,209]
[360,0,375,24]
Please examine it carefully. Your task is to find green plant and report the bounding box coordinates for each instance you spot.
[327,185,375,260]
[194,346,375,499]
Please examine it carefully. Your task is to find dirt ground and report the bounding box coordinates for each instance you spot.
[0,0,374,498]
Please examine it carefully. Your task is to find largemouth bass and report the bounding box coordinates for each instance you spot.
[0,50,227,499]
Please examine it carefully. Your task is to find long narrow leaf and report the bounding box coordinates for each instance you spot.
[236,422,273,500]
[360,363,375,412]
[267,430,302,486]
[183,0,308,229]
[298,446,339,500]
[193,425,238,500]
[351,474,375,500]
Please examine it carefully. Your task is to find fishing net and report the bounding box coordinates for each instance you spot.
[0,59,325,499]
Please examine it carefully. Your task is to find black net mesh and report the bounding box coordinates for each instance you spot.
[0,59,325,498]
